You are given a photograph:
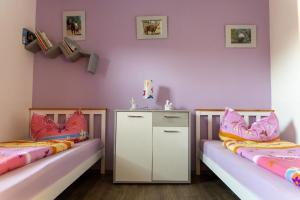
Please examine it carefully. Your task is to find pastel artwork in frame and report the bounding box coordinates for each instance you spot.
[63,10,86,40]
[225,25,256,48]
[136,16,168,40]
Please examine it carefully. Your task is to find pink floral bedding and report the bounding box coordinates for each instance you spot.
[0,140,73,175]
[224,140,300,186]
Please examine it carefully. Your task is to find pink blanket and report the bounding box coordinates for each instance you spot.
[0,147,51,174]
[224,140,300,186]
[0,140,73,175]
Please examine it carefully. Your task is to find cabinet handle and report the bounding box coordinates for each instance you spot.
[128,115,144,118]
[164,116,180,119]
[164,130,180,133]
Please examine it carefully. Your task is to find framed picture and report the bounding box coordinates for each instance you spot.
[136,16,168,40]
[63,11,86,40]
[225,25,256,48]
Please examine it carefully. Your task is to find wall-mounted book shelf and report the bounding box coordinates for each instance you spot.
[23,29,98,74]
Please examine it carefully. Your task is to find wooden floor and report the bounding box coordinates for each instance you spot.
[56,170,239,200]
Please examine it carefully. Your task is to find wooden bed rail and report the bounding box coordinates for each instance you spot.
[195,108,274,175]
[195,108,274,112]
[29,107,107,111]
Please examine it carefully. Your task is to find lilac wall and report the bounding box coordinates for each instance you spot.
[33,0,271,170]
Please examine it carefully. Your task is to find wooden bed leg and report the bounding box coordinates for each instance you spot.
[101,155,105,174]
[100,112,106,174]
[196,111,201,176]
[196,160,201,175]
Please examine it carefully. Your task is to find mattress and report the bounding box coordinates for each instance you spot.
[201,140,300,200]
[0,139,103,200]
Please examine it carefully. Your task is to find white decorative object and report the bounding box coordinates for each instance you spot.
[143,80,154,109]
[114,110,190,183]
[164,100,173,111]
[143,80,154,99]
[130,97,137,110]
[225,25,256,48]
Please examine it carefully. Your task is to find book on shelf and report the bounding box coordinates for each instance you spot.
[34,30,54,52]
[62,40,73,55]
[64,39,77,52]
[35,31,48,52]
[37,31,49,49]
[22,28,36,45]
[40,32,53,49]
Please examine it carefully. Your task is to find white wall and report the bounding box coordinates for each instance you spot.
[299,0,300,36]
[0,0,36,140]
[270,0,300,143]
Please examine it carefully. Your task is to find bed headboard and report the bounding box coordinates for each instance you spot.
[29,108,106,174]
[195,108,274,175]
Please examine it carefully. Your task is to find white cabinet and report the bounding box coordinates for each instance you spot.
[114,110,190,183]
[114,112,153,182]
[153,127,189,181]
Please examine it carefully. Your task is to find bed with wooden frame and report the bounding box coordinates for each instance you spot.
[195,109,300,200]
[0,108,106,200]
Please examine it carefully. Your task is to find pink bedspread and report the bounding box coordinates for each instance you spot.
[0,140,73,175]
[0,147,51,174]
[0,139,102,200]
[224,140,300,186]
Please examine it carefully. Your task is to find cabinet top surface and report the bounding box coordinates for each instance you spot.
[115,109,190,113]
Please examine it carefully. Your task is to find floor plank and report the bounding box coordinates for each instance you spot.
[56,170,239,200]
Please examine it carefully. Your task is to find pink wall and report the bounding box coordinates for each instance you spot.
[33,0,271,170]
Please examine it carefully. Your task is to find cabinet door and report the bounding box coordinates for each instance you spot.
[115,112,153,182]
[153,127,189,182]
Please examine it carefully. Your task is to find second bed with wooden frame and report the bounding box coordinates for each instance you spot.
[194,108,286,200]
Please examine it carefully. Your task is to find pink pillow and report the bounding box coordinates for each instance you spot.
[63,111,87,133]
[30,111,88,142]
[31,113,60,140]
[60,111,88,142]
[219,108,280,142]
[248,112,280,141]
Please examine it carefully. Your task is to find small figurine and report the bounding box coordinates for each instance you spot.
[130,97,137,110]
[164,100,173,111]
